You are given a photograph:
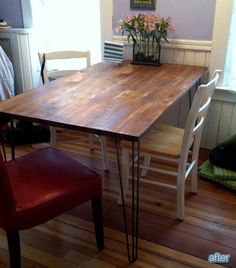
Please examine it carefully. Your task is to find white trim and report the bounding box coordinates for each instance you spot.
[213,87,236,103]
[113,35,212,51]
[20,0,32,28]
[100,0,113,57]
[162,39,212,51]
[100,0,113,42]
[0,28,31,34]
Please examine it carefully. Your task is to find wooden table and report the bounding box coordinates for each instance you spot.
[0,61,207,262]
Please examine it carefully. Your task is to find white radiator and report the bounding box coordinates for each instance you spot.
[0,28,34,94]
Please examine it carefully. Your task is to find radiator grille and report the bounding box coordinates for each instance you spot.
[0,38,12,61]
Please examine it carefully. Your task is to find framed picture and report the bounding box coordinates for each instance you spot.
[130,0,156,10]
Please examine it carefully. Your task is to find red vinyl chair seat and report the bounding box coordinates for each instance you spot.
[0,147,104,267]
[5,148,101,230]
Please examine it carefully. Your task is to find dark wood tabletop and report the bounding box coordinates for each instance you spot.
[0,61,207,141]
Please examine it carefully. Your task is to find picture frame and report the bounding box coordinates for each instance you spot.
[130,0,156,10]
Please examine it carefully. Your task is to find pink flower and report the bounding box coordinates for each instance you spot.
[168,23,175,33]
[125,13,133,21]
[167,16,175,32]
[143,14,159,32]
[118,12,175,43]
[117,19,123,31]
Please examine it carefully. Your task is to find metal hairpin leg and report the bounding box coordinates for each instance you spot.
[195,78,201,94]
[115,138,140,263]
[0,139,7,161]
[188,87,192,109]
[10,119,15,160]
[189,78,202,109]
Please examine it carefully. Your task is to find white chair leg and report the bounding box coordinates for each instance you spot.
[100,136,109,170]
[141,154,151,177]
[191,140,200,193]
[50,126,57,147]
[177,177,185,220]
[117,149,130,205]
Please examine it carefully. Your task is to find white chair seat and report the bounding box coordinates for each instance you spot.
[123,124,184,159]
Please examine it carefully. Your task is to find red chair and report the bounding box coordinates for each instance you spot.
[0,147,104,268]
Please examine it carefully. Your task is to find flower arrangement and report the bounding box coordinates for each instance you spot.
[118,13,175,45]
[118,13,175,65]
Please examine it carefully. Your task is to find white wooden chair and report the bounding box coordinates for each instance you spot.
[118,70,221,220]
[38,51,109,170]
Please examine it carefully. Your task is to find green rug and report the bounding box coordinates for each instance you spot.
[198,160,236,191]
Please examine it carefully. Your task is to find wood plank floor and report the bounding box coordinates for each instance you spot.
[1,130,235,268]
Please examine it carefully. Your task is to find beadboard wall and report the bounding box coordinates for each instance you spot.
[201,90,236,149]
[113,36,212,66]
[113,36,236,149]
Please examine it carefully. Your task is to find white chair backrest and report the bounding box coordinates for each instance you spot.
[103,41,124,63]
[38,50,91,84]
[179,70,221,172]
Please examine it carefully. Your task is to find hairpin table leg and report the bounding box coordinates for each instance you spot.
[10,119,15,160]
[115,138,140,263]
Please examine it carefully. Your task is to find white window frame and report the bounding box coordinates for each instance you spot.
[208,0,236,103]
[210,0,234,87]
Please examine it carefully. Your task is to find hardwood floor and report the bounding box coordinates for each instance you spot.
[0,131,235,267]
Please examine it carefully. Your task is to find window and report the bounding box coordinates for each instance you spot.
[210,0,235,90]
[30,0,102,65]
[21,0,113,86]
